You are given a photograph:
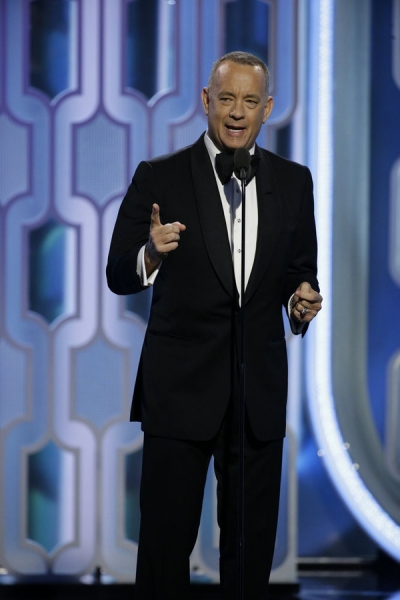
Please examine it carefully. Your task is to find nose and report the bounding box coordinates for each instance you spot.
[229,100,245,119]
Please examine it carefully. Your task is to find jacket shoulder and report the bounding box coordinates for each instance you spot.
[258,147,310,175]
[257,147,313,191]
[148,144,192,166]
[145,134,205,168]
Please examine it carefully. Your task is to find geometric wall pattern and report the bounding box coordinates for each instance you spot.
[0,0,298,581]
[1,0,399,584]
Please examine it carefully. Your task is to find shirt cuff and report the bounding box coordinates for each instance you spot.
[136,245,160,287]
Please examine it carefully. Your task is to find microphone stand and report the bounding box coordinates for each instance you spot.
[236,156,250,600]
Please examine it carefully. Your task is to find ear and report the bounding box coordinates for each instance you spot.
[201,87,210,115]
[262,96,274,123]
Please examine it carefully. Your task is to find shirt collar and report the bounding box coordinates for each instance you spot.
[204,131,255,166]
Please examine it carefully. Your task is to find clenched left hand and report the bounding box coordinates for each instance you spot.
[291,282,323,323]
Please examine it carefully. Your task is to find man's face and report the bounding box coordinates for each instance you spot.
[201,61,274,152]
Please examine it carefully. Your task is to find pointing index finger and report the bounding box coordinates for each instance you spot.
[151,203,162,228]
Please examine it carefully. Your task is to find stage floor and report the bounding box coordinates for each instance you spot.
[0,570,399,599]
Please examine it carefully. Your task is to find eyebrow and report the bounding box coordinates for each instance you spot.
[217,91,261,100]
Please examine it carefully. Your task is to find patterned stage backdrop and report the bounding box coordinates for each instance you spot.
[0,0,399,584]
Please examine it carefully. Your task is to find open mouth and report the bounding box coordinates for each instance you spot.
[226,125,245,133]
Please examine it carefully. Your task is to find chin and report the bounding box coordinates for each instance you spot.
[222,140,248,152]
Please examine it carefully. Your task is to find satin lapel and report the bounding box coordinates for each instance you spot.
[190,136,237,301]
[245,149,282,304]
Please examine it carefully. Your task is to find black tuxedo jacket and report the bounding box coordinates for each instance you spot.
[107,134,319,442]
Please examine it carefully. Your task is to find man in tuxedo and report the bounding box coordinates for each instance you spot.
[107,51,322,599]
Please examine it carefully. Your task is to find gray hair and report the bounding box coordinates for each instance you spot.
[208,51,270,95]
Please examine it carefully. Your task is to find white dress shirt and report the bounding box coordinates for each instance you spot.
[203,132,257,303]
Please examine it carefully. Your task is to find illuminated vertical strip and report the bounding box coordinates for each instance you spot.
[314,0,334,416]
[157,0,175,92]
[307,0,339,470]
[308,0,400,559]
[68,0,79,92]
[309,0,348,501]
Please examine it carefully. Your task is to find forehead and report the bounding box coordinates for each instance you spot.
[212,61,266,95]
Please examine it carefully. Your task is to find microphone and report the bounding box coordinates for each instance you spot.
[234,147,251,181]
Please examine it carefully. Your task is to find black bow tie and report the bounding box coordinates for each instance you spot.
[215,152,260,186]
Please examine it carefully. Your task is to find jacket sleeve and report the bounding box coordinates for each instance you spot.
[106,161,161,295]
[283,166,319,334]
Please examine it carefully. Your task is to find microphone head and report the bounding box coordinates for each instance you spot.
[234,147,251,180]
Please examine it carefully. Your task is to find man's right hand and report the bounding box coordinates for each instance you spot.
[145,203,186,277]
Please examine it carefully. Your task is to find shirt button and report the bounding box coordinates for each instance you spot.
[238,249,241,253]
[237,219,241,223]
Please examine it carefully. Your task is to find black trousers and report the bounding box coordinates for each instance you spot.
[134,401,284,600]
